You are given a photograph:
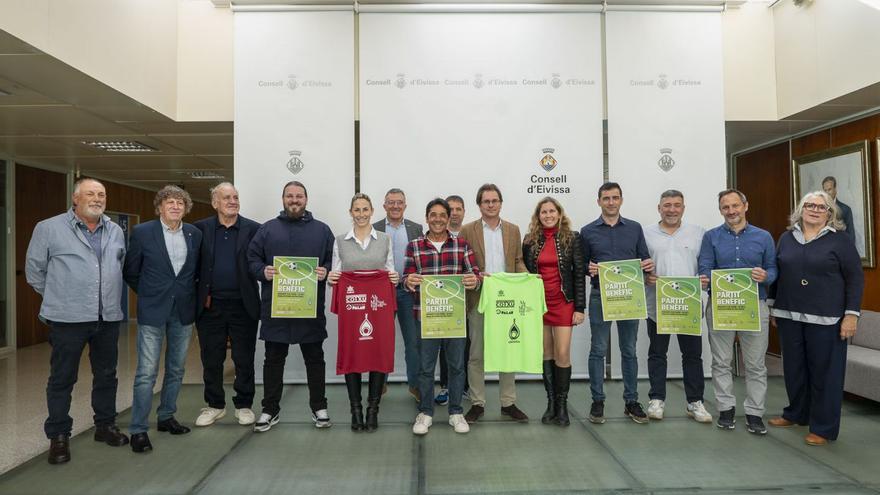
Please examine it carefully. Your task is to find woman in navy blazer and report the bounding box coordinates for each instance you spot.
[768,191,863,446]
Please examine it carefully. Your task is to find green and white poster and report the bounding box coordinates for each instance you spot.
[711,268,760,331]
[420,275,466,339]
[271,256,318,318]
[598,259,647,321]
[656,277,702,335]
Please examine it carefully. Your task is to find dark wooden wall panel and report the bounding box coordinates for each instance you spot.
[737,114,880,318]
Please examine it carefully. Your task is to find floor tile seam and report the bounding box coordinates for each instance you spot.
[566,403,646,490]
[414,435,426,495]
[762,429,868,489]
[188,429,255,495]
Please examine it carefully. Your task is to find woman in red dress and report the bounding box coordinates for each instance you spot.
[522,197,586,426]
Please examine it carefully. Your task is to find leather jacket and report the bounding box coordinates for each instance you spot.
[522,231,587,313]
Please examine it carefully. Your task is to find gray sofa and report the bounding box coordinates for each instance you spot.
[845,310,880,402]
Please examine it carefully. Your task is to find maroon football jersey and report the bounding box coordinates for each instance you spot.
[331,270,397,374]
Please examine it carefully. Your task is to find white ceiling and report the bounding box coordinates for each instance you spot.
[0,29,232,202]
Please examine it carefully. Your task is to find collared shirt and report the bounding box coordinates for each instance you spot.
[25,209,126,322]
[403,232,481,318]
[211,217,240,299]
[698,222,777,300]
[385,219,409,275]
[579,216,650,290]
[74,215,105,313]
[644,222,705,321]
[331,227,395,272]
[770,224,858,323]
[161,219,188,276]
[482,219,505,273]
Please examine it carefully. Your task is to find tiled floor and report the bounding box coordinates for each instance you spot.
[2,326,878,495]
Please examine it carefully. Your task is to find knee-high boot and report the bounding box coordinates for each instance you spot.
[344,373,364,432]
[542,360,556,424]
[365,372,386,433]
[554,365,571,427]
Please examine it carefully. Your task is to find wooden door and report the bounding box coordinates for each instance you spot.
[16,165,67,347]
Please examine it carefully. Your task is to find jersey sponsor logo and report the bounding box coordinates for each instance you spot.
[508,319,521,343]
[496,299,515,315]
[370,295,387,311]
[518,301,534,316]
[358,314,374,340]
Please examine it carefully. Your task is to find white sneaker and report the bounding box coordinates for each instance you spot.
[646,399,665,420]
[254,412,279,432]
[312,409,332,429]
[449,414,470,434]
[687,400,713,423]
[412,413,433,435]
[235,408,256,426]
[195,407,226,426]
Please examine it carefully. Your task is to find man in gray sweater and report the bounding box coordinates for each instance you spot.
[25,178,129,465]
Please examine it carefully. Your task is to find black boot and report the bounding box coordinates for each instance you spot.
[344,373,364,432]
[365,372,385,433]
[554,365,571,427]
[541,360,556,424]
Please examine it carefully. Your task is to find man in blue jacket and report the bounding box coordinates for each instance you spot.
[124,185,202,453]
[247,180,334,433]
[193,182,261,428]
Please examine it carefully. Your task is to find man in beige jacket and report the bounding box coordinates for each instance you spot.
[459,183,529,424]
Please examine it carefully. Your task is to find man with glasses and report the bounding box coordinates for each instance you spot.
[373,188,424,401]
[459,183,530,424]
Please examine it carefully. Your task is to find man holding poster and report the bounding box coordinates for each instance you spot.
[644,190,711,424]
[404,198,480,435]
[247,181,334,433]
[580,182,654,425]
[698,189,776,435]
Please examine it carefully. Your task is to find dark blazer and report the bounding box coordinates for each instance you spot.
[124,219,202,327]
[194,215,262,321]
[523,231,587,313]
[836,199,856,244]
[372,218,423,241]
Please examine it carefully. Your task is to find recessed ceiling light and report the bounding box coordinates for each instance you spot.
[81,140,157,152]
[189,171,226,180]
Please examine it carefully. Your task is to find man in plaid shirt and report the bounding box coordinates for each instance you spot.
[404,198,480,435]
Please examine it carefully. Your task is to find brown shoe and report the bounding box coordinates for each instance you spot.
[464,405,485,424]
[94,424,129,446]
[805,433,828,446]
[501,404,529,423]
[768,417,796,428]
[47,434,70,465]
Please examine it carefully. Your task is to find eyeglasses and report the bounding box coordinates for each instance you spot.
[481,199,501,205]
[384,200,405,206]
[803,203,829,212]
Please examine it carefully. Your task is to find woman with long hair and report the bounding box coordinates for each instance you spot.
[328,193,399,432]
[522,197,586,426]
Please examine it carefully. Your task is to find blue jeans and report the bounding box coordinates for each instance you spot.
[588,289,639,403]
[130,309,193,434]
[417,320,466,416]
[396,287,421,387]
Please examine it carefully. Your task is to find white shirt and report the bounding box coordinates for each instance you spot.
[482,219,505,274]
[160,219,188,276]
[644,222,705,321]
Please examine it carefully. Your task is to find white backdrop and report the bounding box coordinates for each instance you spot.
[605,11,727,380]
[234,10,355,382]
[359,12,605,378]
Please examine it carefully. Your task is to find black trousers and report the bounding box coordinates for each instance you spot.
[196,298,258,409]
[777,317,848,440]
[261,340,327,416]
[646,319,705,403]
[45,320,120,438]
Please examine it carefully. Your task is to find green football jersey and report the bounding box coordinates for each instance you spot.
[478,272,546,374]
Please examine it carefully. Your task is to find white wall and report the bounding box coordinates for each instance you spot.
[177,0,234,121]
[721,1,777,121]
[774,0,880,118]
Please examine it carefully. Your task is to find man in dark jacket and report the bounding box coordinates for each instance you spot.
[822,176,856,244]
[193,183,261,428]
[124,185,202,453]
[247,180,334,432]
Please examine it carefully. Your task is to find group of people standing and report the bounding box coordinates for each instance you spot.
[26,175,863,465]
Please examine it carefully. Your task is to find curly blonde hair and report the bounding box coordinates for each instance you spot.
[525,197,574,251]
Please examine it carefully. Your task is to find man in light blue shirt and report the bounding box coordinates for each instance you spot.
[643,190,711,424]
[26,178,129,464]
[698,189,776,435]
[373,188,423,400]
